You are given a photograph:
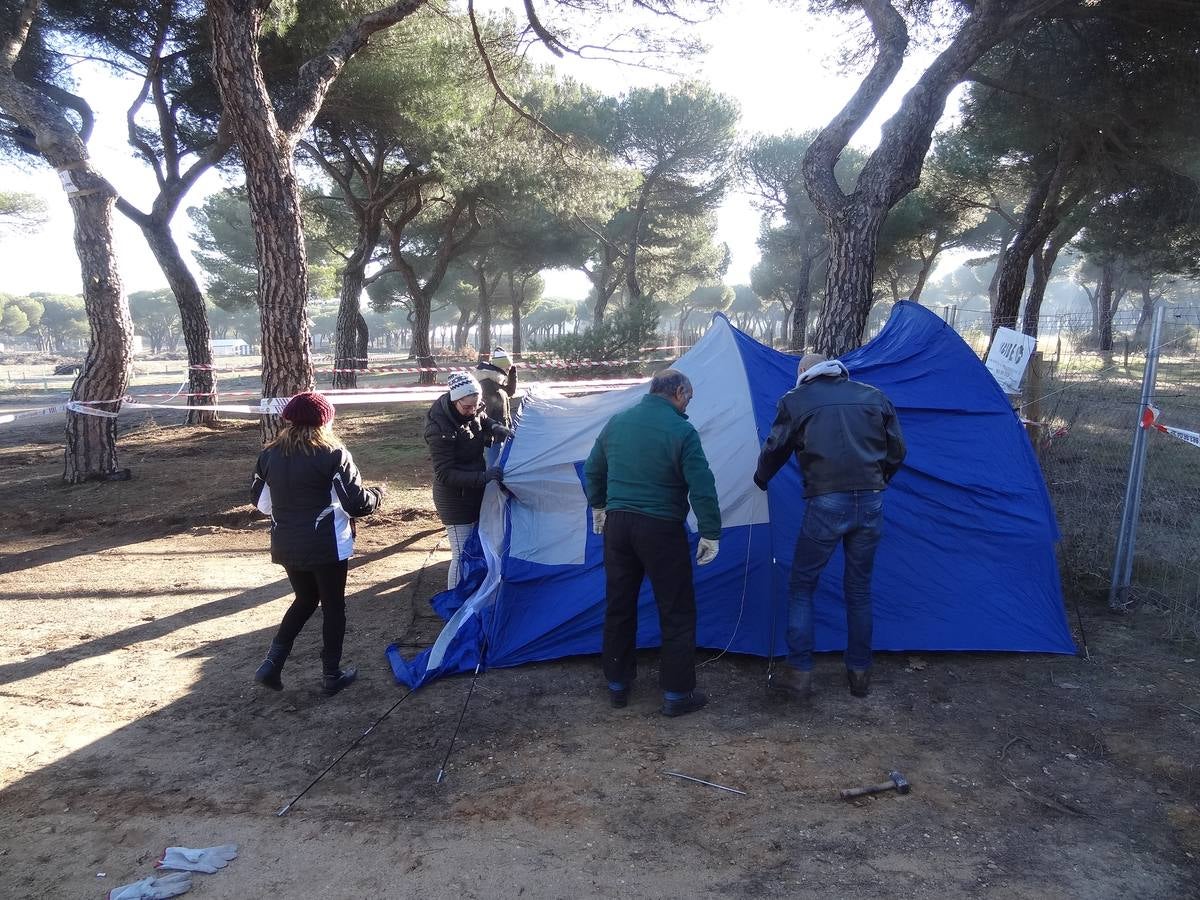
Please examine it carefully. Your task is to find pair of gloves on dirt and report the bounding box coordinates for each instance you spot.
[591,508,719,566]
[108,845,237,899]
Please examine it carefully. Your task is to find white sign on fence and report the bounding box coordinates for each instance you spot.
[984,327,1038,394]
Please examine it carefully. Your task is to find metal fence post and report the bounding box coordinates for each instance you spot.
[1108,302,1166,610]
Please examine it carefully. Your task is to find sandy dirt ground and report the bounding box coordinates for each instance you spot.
[0,408,1197,899]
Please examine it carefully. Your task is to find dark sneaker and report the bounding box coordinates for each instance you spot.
[847,668,871,698]
[254,659,283,691]
[322,665,358,695]
[769,666,813,701]
[609,686,630,708]
[661,690,708,718]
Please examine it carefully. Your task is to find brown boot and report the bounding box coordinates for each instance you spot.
[769,666,813,701]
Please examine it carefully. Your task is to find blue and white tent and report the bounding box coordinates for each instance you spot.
[387,301,1075,689]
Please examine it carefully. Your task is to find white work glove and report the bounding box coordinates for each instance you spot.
[592,508,606,535]
[156,844,238,874]
[696,537,719,566]
[108,872,192,899]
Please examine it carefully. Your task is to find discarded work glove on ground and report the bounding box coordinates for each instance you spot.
[156,844,238,874]
[107,872,193,899]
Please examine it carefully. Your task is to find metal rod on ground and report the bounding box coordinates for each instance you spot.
[278,531,442,816]
[277,688,414,817]
[663,771,747,796]
[435,642,487,784]
[1108,303,1165,610]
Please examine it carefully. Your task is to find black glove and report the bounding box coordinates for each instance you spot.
[753,473,768,491]
[484,466,504,485]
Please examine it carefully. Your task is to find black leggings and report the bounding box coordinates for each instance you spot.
[274,560,349,663]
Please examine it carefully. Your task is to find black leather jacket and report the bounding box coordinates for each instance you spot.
[755,370,906,498]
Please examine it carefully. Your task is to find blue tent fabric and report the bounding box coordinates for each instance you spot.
[388,302,1074,689]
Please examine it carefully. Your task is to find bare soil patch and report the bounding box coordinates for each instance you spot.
[0,409,1197,898]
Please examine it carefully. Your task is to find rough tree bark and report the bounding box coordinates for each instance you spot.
[115,7,229,425]
[206,0,425,436]
[331,220,381,389]
[1,0,132,482]
[510,273,525,356]
[992,141,1086,336]
[803,0,1067,356]
[587,241,623,327]
[1021,219,1081,337]
[789,252,815,351]
[138,220,219,423]
[1132,275,1156,347]
[382,196,480,383]
[475,258,501,357]
[1094,261,1126,354]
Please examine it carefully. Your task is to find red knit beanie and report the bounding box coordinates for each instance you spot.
[281,391,335,427]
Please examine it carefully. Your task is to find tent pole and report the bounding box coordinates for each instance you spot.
[436,637,489,784]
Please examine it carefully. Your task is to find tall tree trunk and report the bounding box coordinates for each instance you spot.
[409,291,434,384]
[987,228,1015,325]
[803,0,1054,356]
[476,261,499,358]
[1133,275,1156,347]
[1096,260,1117,354]
[908,246,939,302]
[332,221,379,389]
[994,143,1087,339]
[1021,220,1080,338]
[588,245,622,327]
[510,272,524,356]
[1,5,132,482]
[139,219,217,423]
[207,0,424,432]
[208,2,311,435]
[790,252,814,351]
[812,205,886,356]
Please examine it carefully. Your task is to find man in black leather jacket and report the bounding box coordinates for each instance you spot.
[754,353,906,702]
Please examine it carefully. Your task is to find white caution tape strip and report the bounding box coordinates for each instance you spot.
[0,403,70,425]
[7,377,647,423]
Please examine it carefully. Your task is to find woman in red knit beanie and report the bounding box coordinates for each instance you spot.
[250,392,385,695]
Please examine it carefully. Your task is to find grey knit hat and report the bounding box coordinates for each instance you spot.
[447,371,482,401]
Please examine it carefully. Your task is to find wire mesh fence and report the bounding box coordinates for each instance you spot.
[941,305,1200,642]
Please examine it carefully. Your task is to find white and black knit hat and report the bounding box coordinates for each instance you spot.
[489,346,512,370]
[447,371,482,401]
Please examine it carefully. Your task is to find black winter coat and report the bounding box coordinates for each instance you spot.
[476,364,518,427]
[424,392,506,525]
[755,371,906,498]
[251,444,381,568]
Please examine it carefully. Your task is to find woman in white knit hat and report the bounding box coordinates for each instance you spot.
[423,371,514,589]
[475,346,517,426]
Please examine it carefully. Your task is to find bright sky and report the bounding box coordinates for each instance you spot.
[0,2,951,301]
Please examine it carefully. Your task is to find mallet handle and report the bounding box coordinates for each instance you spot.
[839,781,894,800]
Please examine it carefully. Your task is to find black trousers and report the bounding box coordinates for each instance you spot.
[601,511,696,693]
[275,560,349,667]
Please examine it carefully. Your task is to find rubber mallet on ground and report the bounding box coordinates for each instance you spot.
[839,770,911,800]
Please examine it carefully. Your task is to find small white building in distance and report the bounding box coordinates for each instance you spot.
[210,338,252,356]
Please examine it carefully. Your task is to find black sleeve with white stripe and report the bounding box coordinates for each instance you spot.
[332,449,381,518]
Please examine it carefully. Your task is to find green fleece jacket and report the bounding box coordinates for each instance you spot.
[584,393,722,539]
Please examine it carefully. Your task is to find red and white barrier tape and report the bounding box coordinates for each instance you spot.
[1,377,647,425]
[1143,404,1200,449]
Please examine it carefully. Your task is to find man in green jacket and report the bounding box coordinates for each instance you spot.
[584,369,722,718]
